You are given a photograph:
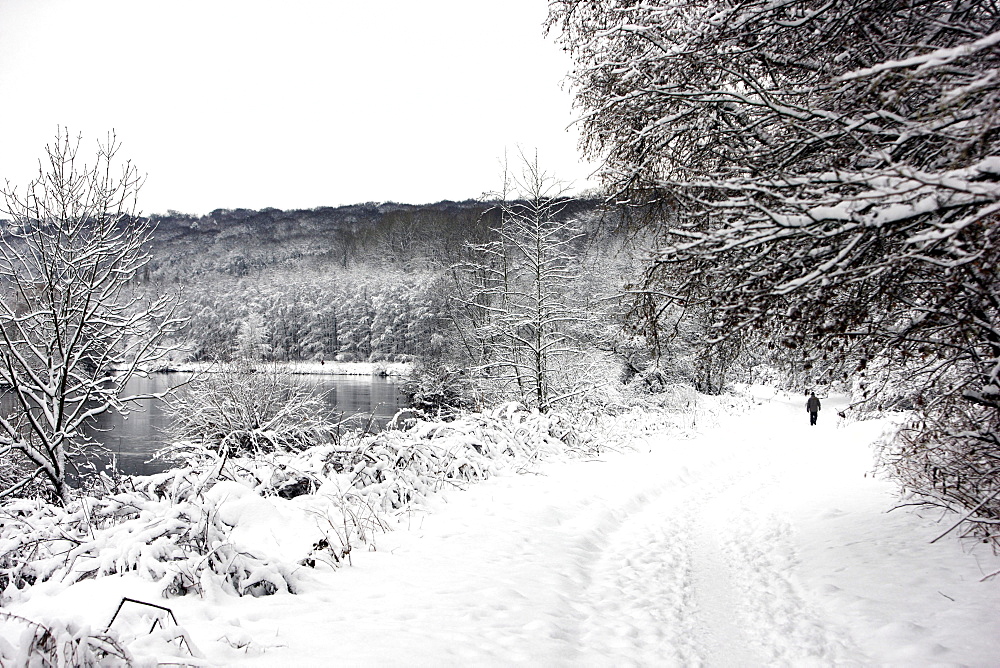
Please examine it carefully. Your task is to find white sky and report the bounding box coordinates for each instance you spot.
[0,0,596,215]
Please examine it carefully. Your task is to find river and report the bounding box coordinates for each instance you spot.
[2,373,406,477]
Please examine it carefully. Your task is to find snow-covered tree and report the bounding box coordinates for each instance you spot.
[0,130,183,502]
[550,0,1000,530]
[235,311,272,361]
[459,154,587,411]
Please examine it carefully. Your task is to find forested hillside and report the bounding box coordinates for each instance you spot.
[147,201,500,277]
[141,199,624,364]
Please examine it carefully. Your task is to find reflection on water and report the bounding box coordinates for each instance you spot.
[3,373,406,477]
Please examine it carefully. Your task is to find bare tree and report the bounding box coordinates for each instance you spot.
[458,153,587,411]
[0,129,184,502]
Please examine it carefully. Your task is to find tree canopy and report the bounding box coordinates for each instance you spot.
[550,0,1000,533]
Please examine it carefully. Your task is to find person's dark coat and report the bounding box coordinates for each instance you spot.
[807,395,821,413]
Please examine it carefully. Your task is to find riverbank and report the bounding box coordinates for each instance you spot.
[153,360,413,377]
[7,389,1000,664]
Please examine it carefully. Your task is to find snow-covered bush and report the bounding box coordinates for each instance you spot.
[850,355,1000,545]
[400,362,479,418]
[0,611,131,667]
[169,402,595,512]
[0,450,53,503]
[164,362,336,458]
[0,477,301,602]
[1,402,599,608]
[302,488,389,568]
[346,403,590,511]
[879,399,1000,545]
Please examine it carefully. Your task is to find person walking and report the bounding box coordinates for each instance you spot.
[806,391,821,426]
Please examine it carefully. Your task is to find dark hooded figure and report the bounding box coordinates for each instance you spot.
[807,391,821,426]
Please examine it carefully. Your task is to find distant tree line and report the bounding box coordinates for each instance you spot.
[139,198,622,366]
[144,199,599,278]
[175,268,447,363]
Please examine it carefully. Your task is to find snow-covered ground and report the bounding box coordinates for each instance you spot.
[9,388,1000,665]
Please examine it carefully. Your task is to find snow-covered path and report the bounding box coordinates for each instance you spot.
[13,391,1000,665]
[158,389,997,666]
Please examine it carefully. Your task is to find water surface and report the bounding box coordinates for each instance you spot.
[3,373,405,477]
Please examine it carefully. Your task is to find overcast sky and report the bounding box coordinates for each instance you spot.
[0,0,596,215]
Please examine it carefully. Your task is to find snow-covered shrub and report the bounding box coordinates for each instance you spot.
[878,399,1000,545]
[0,478,301,602]
[0,611,131,667]
[164,362,336,458]
[0,400,607,625]
[0,450,54,503]
[347,432,493,512]
[854,354,1000,545]
[400,362,479,418]
[185,402,592,512]
[579,380,747,451]
[303,488,389,568]
[315,403,593,512]
[626,367,671,395]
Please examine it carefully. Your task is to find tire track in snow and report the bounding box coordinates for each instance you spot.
[572,481,699,665]
[564,416,857,666]
[688,474,762,667]
[697,467,854,666]
[711,465,861,665]
[567,459,759,665]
